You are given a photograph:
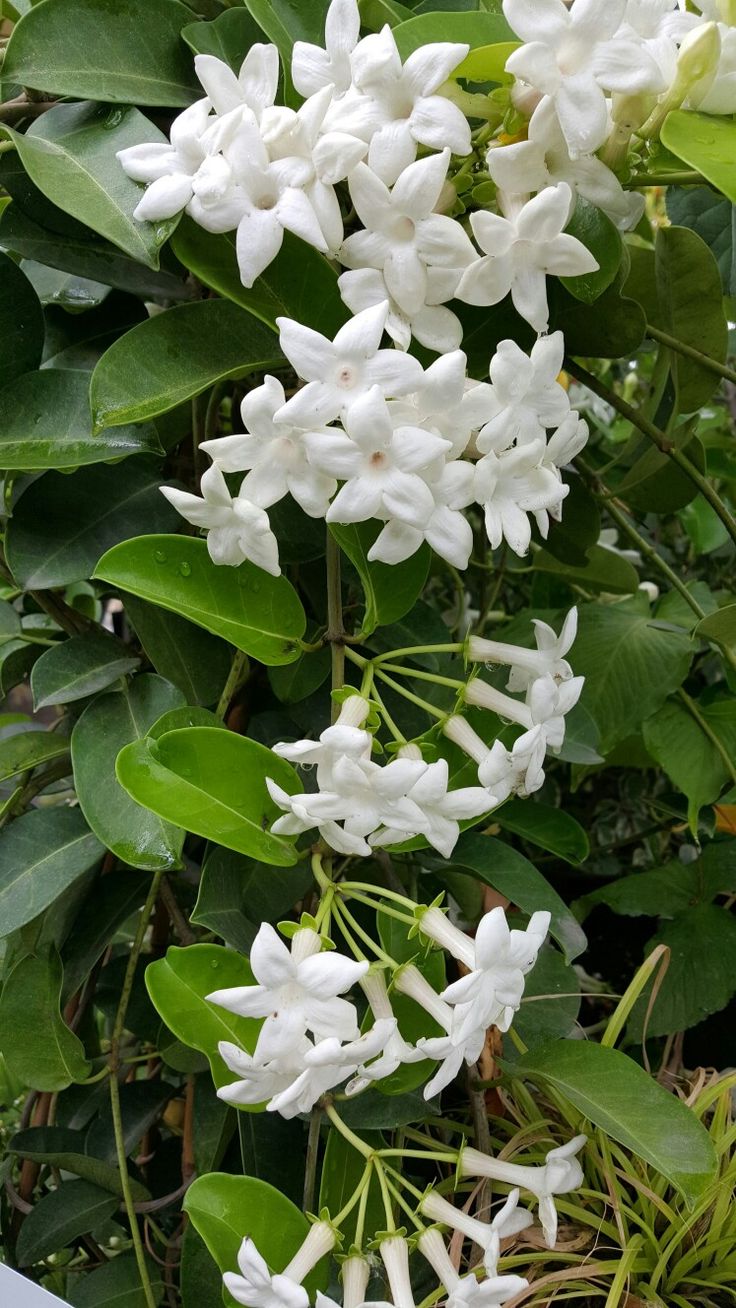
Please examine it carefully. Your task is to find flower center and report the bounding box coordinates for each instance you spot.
[392,215,416,242]
[336,362,358,389]
[256,194,277,210]
[370,450,388,469]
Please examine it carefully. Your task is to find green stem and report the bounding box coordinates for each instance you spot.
[374,644,463,665]
[341,889,416,926]
[216,649,248,721]
[333,1162,372,1227]
[341,881,417,910]
[646,322,736,387]
[382,1172,425,1232]
[331,898,368,962]
[366,676,406,745]
[303,1106,322,1214]
[625,170,704,187]
[678,689,736,790]
[566,359,736,549]
[354,1160,371,1249]
[334,897,398,968]
[374,1158,396,1231]
[326,530,345,710]
[109,870,163,1308]
[377,662,465,691]
[324,1102,373,1159]
[374,669,447,721]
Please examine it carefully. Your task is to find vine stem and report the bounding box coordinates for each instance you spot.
[109,870,164,1308]
[678,689,736,790]
[216,649,248,721]
[565,358,736,549]
[303,1106,322,1214]
[324,1102,373,1159]
[646,322,736,387]
[374,668,448,720]
[624,170,703,187]
[326,529,345,709]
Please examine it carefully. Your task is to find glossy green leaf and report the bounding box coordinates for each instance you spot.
[41,291,148,372]
[95,536,306,665]
[0,807,103,939]
[61,869,151,1001]
[616,424,705,515]
[0,950,91,1091]
[0,250,44,388]
[628,903,736,1039]
[661,110,736,205]
[0,369,162,470]
[192,847,312,954]
[576,859,731,921]
[6,459,180,589]
[534,543,639,595]
[331,522,430,636]
[4,0,199,105]
[510,1038,717,1203]
[0,599,21,639]
[31,632,140,708]
[667,185,736,297]
[268,644,331,704]
[124,594,231,707]
[17,1180,118,1266]
[71,674,184,871]
[360,0,413,28]
[145,943,260,1091]
[117,726,301,866]
[171,221,348,337]
[455,39,518,82]
[553,280,647,357]
[496,799,590,865]
[393,11,513,57]
[182,9,263,67]
[7,1126,149,1201]
[90,301,282,429]
[1,104,180,267]
[694,603,736,654]
[67,1253,164,1307]
[184,1174,328,1308]
[643,695,736,828]
[436,832,587,963]
[0,728,69,780]
[561,198,622,304]
[21,260,110,309]
[655,225,728,411]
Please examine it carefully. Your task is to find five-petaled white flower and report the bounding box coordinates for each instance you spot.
[475,334,571,455]
[224,1237,309,1308]
[461,1135,588,1249]
[440,906,550,1042]
[160,464,280,574]
[268,1019,397,1117]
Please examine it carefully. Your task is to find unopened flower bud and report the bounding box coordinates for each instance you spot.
[678,21,721,85]
[336,694,371,729]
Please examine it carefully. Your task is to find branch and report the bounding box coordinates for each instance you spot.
[0,95,57,125]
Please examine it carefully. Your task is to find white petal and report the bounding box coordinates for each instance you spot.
[117,142,179,184]
[368,120,418,187]
[235,208,284,287]
[403,42,469,96]
[133,173,193,222]
[275,188,329,251]
[391,148,450,220]
[195,54,244,115]
[502,0,570,45]
[410,95,472,157]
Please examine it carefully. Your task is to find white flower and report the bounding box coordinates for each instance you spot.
[460,1135,588,1249]
[475,334,571,456]
[502,0,665,157]
[456,183,599,334]
[338,266,465,352]
[468,608,578,693]
[224,1237,309,1308]
[690,22,736,111]
[207,923,368,1049]
[367,457,475,569]
[526,673,585,751]
[473,437,568,556]
[440,906,551,1041]
[421,1189,533,1278]
[304,386,451,530]
[350,30,472,184]
[276,301,424,427]
[217,1036,313,1107]
[370,755,492,857]
[380,1235,417,1308]
[161,465,280,574]
[345,970,424,1094]
[416,1014,487,1099]
[340,151,476,317]
[396,350,495,459]
[194,43,279,120]
[117,99,215,222]
[292,0,361,96]
[268,1020,397,1117]
[477,726,547,802]
[447,1272,530,1308]
[201,376,337,517]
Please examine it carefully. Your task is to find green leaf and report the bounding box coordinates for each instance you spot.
[510,1038,716,1203]
[241,0,329,103]
[319,1130,385,1246]
[628,904,736,1039]
[124,595,232,708]
[67,1253,164,1307]
[61,869,151,1000]
[331,522,430,636]
[337,1086,436,1129]
[534,543,639,595]
[6,459,181,589]
[454,39,518,83]
[4,0,199,105]
[0,369,162,470]
[654,225,728,411]
[0,950,91,1091]
[576,859,730,921]
[71,673,185,872]
[21,259,111,309]
[117,726,301,866]
[0,251,44,388]
[192,847,312,954]
[0,599,21,638]
[694,603,736,655]
[0,728,69,781]
[31,632,140,708]
[661,111,736,205]
[90,301,282,429]
[616,423,705,515]
[95,536,306,665]
[0,808,103,939]
[434,832,587,964]
[360,0,414,28]
[553,280,646,357]
[7,1126,150,1201]
[393,11,513,57]
[171,221,348,337]
[184,1174,328,1308]
[667,186,736,298]
[511,947,581,1056]
[571,603,693,754]
[268,645,331,705]
[17,1180,118,1266]
[496,799,589,865]
[643,695,736,827]
[182,9,263,67]
[1,104,180,267]
[561,198,622,304]
[145,943,260,1091]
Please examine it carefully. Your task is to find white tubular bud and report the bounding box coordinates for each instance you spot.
[464,679,533,728]
[337,694,371,728]
[397,743,423,761]
[678,21,721,85]
[341,1255,370,1308]
[420,1193,491,1252]
[418,1228,461,1292]
[394,963,454,1031]
[718,0,736,23]
[442,714,488,764]
[380,1235,415,1308]
[360,968,395,1022]
[291,926,323,964]
[416,907,475,969]
[283,1221,336,1284]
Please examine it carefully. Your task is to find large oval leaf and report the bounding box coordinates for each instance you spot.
[1,103,180,267]
[0,951,91,1092]
[31,632,140,709]
[654,224,728,412]
[510,1039,717,1204]
[0,251,44,388]
[661,110,736,204]
[90,301,282,428]
[95,535,306,665]
[0,807,104,939]
[71,673,185,871]
[4,0,199,106]
[116,726,302,866]
[0,369,162,470]
[16,1180,118,1267]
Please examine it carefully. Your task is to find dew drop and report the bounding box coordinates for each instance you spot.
[179,561,192,577]
[154,549,167,564]
[105,108,124,129]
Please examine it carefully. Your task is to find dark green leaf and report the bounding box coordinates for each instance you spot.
[319,1130,386,1246]
[61,869,151,1000]
[331,522,430,636]
[667,185,736,297]
[124,594,231,707]
[553,281,646,357]
[0,250,44,388]
[17,1180,118,1266]
[67,1253,164,1307]
[694,603,736,655]
[31,632,140,708]
[629,904,736,1039]
[0,808,103,939]
[561,198,622,304]
[643,695,736,827]
[7,1126,150,1201]
[192,847,312,953]
[576,860,719,921]
[21,260,111,309]
[534,543,639,595]
[0,728,69,781]
[0,950,90,1091]
[496,799,589,865]
[511,947,581,1055]
[655,225,728,411]
[182,9,263,68]
[268,645,331,704]
[86,1080,173,1161]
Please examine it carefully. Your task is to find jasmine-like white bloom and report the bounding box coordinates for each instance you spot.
[441,905,550,1042]
[477,727,547,802]
[475,334,571,456]
[502,0,665,158]
[367,459,476,569]
[224,1237,309,1308]
[420,1189,533,1278]
[269,1019,397,1117]
[117,99,215,222]
[305,386,451,530]
[208,922,368,1048]
[345,970,424,1094]
[456,182,599,333]
[217,1036,311,1108]
[690,22,736,111]
[370,753,492,857]
[340,151,476,316]
[194,43,279,121]
[201,376,337,518]
[351,30,472,184]
[474,437,569,556]
[293,0,361,96]
[420,1224,528,1307]
[276,302,424,427]
[460,1135,588,1249]
[283,1220,338,1284]
[338,265,465,352]
[468,608,578,693]
[417,1016,487,1099]
[392,350,495,459]
[161,465,280,574]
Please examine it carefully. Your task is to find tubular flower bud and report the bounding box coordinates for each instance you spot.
[380,1235,416,1308]
[284,1221,338,1284]
[460,1136,587,1249]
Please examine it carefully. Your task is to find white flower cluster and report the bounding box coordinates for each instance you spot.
[161,320,589,572]
[267,610,581,858]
